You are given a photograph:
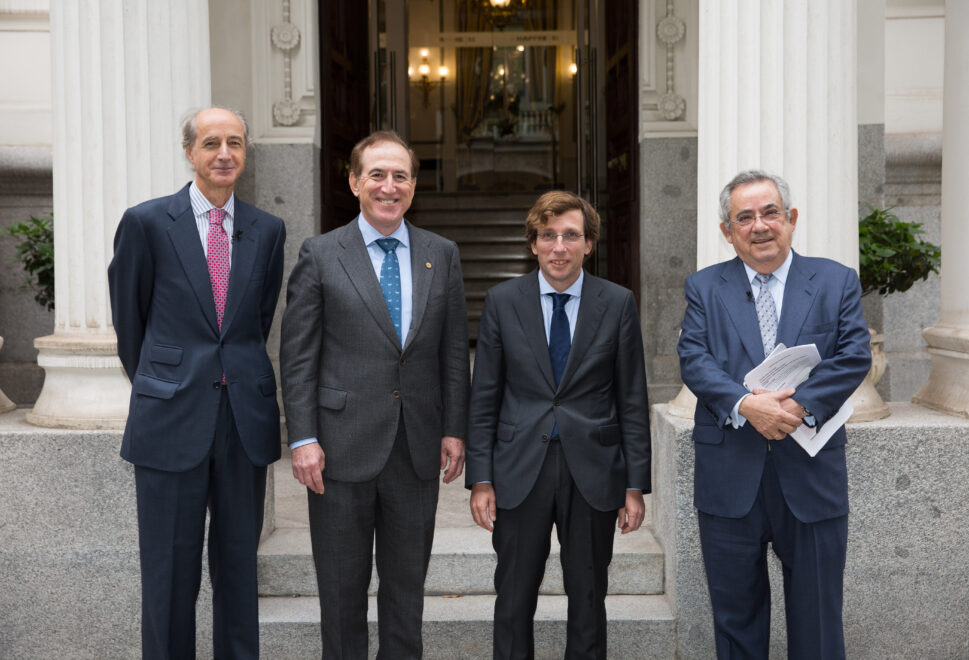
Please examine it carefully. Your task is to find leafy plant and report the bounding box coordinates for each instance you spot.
[5,213,54,311]
[858,205,940,297]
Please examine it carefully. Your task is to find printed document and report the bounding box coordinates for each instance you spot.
[743,343,853,457]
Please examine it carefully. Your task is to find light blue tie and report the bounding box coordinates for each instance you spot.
[755,273,777,356]
[375,238,402,343]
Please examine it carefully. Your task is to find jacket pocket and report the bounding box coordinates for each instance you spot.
[132,373,179,399]
[496,421,515,442]
[318,386,348,410]
[258,373,277,396]
[692,422,724,445]
[597,424,621,446]
[149,344,183,366]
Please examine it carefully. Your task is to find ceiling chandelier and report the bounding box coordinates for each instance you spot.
[485,0,526,29]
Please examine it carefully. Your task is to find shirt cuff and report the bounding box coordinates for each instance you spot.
[290,437,318,450]
[729,395,750,429]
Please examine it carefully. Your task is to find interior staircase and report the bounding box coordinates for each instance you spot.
[256,447,676,658]
[406,193,540,341]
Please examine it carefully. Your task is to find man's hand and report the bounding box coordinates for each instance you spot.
[470,483,497,532]
[291,443,325,495]
[740,388,802,440]
[441,435,465,484]
[618,489,645,534]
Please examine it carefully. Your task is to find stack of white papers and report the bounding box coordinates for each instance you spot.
[743,343,853,457]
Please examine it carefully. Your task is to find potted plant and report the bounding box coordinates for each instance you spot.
[856,205,940,405]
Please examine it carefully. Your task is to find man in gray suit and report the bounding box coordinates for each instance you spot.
[466,191,651,659]
[280,130,470,659]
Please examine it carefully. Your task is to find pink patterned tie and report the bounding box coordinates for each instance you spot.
[207,208,230,329]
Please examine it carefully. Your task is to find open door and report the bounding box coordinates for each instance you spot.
[602,0,639,301]
[318,0,370,231]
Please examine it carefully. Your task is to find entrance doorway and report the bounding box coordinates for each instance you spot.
[319,0,639,336]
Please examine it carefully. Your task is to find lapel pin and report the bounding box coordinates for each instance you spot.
[425,262,432,269]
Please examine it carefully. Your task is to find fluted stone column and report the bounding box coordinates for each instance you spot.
[669,0,888,420]
[913,0,969,416]
[28,0,210,428]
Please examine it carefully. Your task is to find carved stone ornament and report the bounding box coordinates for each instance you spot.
[271,21,301,51]
[273,98,301,126]
[658,92,686,120]
[657,15,686,45]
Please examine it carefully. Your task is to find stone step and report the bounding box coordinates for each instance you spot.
[258,523,665,598]
[259,594,676,659]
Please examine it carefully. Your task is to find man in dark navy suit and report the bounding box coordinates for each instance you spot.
[677,170,871,659]
[466,191,651,659]
[109,107,286,659]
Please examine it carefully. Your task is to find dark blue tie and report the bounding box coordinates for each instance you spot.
[548,293,571,439]
[549,293,571,386]
[375,238,402,342]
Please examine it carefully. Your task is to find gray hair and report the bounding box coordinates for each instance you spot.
[718,170,793,224]
[180,107,251,150]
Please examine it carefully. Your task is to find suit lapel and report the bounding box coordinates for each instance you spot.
[220,202,256,335]
[337,223,402,350]
[716,257,766,365]
[776,251,818,347]
[558,273,606,390]
[512,271,556,391]
[167,187,219,335]
[406,222,433,352]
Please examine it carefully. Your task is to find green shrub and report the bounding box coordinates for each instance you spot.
[858,205,940,297]
[5,213,54,311]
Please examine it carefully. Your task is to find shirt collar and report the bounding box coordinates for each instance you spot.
[357,213,410,248]
[538,269,584,298]
[189,180,235,218]
[743,249,793,287]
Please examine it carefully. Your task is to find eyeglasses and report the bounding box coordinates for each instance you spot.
[537,231,585,244]
[731,208,787,228]
[361,170,414,186]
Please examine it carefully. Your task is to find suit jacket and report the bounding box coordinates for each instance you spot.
[677,251,871,523]
[279,219,470,482]
[465,270,651,512]
[108,183,286,471]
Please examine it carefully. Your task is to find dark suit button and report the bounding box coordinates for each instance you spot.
[212,381,221,389]
[542,434,549,442]
[392,390,400,398]
[400,358,406,365]
[220,339,225,347]
[553,400,560,406]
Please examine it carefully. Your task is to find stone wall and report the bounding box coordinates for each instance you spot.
[653,402,969,659]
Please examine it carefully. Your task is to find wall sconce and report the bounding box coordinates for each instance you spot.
[484,0,526,29]
[411,48,448,109]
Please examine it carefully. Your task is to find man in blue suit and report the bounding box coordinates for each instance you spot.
[677,170,871,659]
[109,107,286,659]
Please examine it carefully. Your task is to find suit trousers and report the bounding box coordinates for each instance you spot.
[134,389,267,660]
[698,452,848,660]
[308,416,439,660]
[492,439,617,660]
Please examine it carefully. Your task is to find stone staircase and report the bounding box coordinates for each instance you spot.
[406,193,538,342]
[257,447,676,658]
